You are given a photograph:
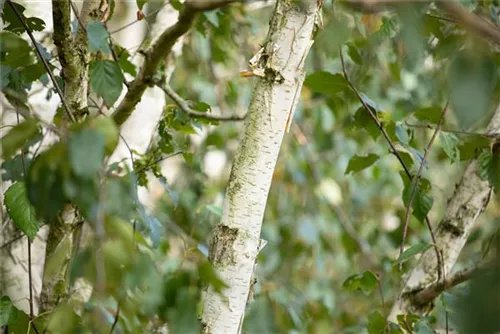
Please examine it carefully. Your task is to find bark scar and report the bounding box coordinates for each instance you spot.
[208,225,238,266]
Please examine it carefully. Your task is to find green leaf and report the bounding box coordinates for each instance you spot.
[395,123,410,145]
[1,155,31,182]
[87,21,111,54]
[206,204,222,217]
[398,5,426,69]
[343,270,379,295]
[458,135,490,161]
[398,243,432,263]
[2,2,46,33]
[0,65,12,89]
[353,107,381,140]
[477,146,500,193]
[0,296,20,326]
[345,153,379,174]
[136,0,147,10]
[69,129,105,179]
[414,107,443,124]
[449,52,497,129]
[4,182,42,240]
[439,132,461,162]
[89,59,124,107]
[347,43,362,64]
[0,31,34,68]
[244,297,279,334]
[414,319,436,334]
[27,143,68,220]
[203,11,220,28]
[304,71,348,96]
[395,150,414,169]
[368,311,387,334]
[402,179,433,222]
[1,119,39,159]
[119,50,137,77]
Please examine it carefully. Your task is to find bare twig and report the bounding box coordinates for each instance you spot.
[7,0,75,122]
[109,3,170,35]
[158,83,246,121]
[400,98,449,265]
[110,302,121,333]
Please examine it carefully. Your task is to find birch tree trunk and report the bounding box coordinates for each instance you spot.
[389,105,500,320]
[201,1,321,332]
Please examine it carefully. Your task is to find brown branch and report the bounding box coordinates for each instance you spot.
[158,83,246,121]
[110,302,121,333]
[339,46,443,280]
[339,48,412,177]
[413,262,489,306]
[438,1,500,48]
[111,0,244,126]
[400,98,449,264]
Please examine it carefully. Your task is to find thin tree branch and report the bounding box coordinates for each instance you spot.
[404,122,500,138]
[158,83,246,121]
[110,302,120,333]
[400,98,449,265]
[339,47,412,177]
[0,234,25,249]
[7,0,75,122]
[112,0,244,126]
[109,3,170,35]
[413,262,492,306]
[339,46,443,280]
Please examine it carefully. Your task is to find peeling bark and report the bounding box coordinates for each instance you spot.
[201,1,321,332]
[389,106,500,320]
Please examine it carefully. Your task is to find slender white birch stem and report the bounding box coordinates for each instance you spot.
[389,105,500,320]
[201,1,320,332]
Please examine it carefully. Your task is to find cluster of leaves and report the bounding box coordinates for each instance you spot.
[0,1,227,333]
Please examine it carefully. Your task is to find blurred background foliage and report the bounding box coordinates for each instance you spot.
[1,0,500,333]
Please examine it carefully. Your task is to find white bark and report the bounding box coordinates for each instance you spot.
[0,0,181,314]
[201,1,320,333]
[0,0,59,315]
[389,105,500,320]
